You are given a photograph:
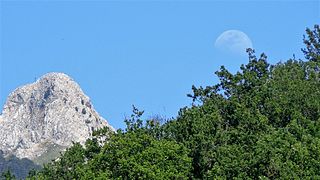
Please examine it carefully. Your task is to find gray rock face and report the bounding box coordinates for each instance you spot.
[0,72,113,161]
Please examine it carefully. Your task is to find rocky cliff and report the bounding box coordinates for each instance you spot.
[0,72,113,165]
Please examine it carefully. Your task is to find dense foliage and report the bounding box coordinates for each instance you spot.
[26,110,191,180]
[23,25,320,179]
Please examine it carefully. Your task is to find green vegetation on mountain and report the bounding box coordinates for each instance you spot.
[0,151,40,180]
[22,25,320,179]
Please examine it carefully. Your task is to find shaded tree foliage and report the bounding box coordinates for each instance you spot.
[1,170,15,180]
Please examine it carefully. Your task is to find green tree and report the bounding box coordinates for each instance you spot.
[1,170,15,180]
[302,24,320,62]
[28,24,320,180]
[166,25,320,179]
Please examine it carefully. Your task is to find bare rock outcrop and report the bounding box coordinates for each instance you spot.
[0,72,113,162]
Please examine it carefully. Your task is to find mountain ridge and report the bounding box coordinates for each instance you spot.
[0,72,113,170]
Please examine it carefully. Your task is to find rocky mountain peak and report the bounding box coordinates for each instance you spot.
[0,72,113,163]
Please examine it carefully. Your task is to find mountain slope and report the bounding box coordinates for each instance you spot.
[0,72,114,178]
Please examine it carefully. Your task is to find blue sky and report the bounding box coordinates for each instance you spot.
[0,1,319,129]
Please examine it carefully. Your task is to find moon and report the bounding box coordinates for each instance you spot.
[214,30,253,56]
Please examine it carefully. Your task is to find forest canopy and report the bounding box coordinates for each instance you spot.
[4,25,319,179]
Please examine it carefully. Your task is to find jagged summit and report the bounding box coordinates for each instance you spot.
[39,72,72,79]
[36,72,78,88]
[2,72,78,116]
[0,72,113,162]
